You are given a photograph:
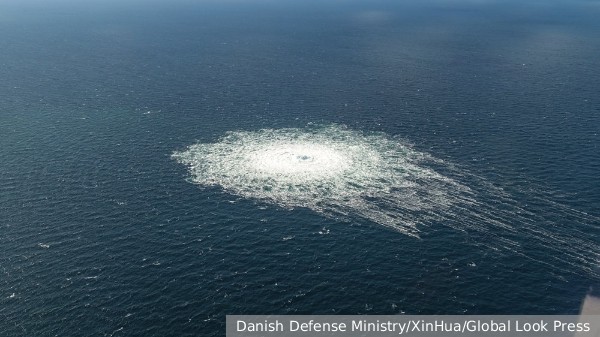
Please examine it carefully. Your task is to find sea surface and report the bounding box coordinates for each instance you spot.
[1,0,599,336]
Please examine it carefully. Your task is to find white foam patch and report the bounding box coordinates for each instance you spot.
[173,124,600,276]
[172,124,471,237]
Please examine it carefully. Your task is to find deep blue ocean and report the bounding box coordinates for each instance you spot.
[1,0,599,336]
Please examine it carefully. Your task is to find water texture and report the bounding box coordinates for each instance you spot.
[1,0,599,336]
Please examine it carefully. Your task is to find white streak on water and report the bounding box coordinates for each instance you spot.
[172,124,471,237]
[173,124,599,276]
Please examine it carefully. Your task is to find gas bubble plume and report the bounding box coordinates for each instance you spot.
[173,124,599,276]
[172,124,468,237]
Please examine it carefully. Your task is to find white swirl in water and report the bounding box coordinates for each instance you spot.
[173,124,600,277]
[172,124,469,237]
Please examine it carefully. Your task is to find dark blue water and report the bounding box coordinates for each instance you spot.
[1,0,599,336]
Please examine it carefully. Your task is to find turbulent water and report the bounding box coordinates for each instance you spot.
[173,124,467,237]
[174,124,599,275]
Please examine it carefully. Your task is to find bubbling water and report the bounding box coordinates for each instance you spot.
[245,143,350,179]
[173,124,599,276]
[172,124,470,237]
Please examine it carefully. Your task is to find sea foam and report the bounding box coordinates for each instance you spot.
[172,124,469,237]
[173,124,599,276]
